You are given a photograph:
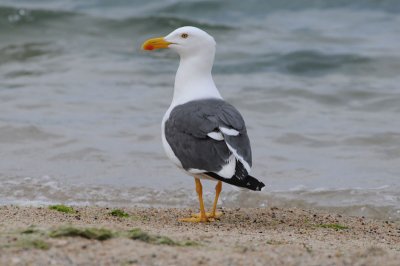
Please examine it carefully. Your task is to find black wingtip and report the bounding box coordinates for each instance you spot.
[256,180,266,191]
[205,172,266,191]
[242,174,266,191]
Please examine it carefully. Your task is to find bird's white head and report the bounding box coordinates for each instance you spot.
[142,26,216,58]
[141,26,221,104]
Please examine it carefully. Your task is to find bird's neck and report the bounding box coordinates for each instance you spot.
[172,53,222,106]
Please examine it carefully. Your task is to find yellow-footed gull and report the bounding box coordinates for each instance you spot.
[141,26,265,223]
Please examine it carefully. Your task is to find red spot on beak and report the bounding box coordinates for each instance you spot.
[145,44,154,50]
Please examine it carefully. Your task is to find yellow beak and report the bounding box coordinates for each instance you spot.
[141,37,172,51]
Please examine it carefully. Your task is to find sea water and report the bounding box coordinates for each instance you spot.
[0,0,399,220]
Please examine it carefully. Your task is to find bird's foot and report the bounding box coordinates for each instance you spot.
[191,212,222,219]
[179,216,209,223]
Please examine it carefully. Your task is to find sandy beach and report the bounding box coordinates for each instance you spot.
[0,205,399,266]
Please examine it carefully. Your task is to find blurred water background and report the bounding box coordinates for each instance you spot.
[0,0,399,220]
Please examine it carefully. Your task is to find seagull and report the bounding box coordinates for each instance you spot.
[142,26,265,222]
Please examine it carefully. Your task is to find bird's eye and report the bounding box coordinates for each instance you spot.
[181,33,188,39]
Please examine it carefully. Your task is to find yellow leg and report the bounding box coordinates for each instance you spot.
[211,181,222,218]
[179,178,208,223]
[192,181,223,219]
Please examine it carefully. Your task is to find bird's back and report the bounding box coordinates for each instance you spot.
[162,99,264,191]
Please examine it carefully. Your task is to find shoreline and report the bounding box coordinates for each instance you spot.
[1,205,399,265]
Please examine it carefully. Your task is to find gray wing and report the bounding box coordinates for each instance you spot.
[164,98,252,178]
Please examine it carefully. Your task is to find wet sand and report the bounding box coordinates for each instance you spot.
[0,205,399,266]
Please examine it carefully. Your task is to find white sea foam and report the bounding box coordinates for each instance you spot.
[0,175,399,220]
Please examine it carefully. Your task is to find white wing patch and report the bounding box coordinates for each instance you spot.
[207,131,224,141]
[219,127,239,136]
[209,127,251,178]
[216,154,236,179]
[226,142,251,174]
[188,168,207,174]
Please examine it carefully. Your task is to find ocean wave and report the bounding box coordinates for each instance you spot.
[115,16,234,32]
[157,0,400,15]
[266,88,395,106]
[0,5,233,33]
[0,6,75,26]
[215,51,371,76]
[277,51,371,75]
[2,0,399,22]
[0,42,59,65]
[3,0,399,20]
[0,125,60,143]
[1,175,399,220]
